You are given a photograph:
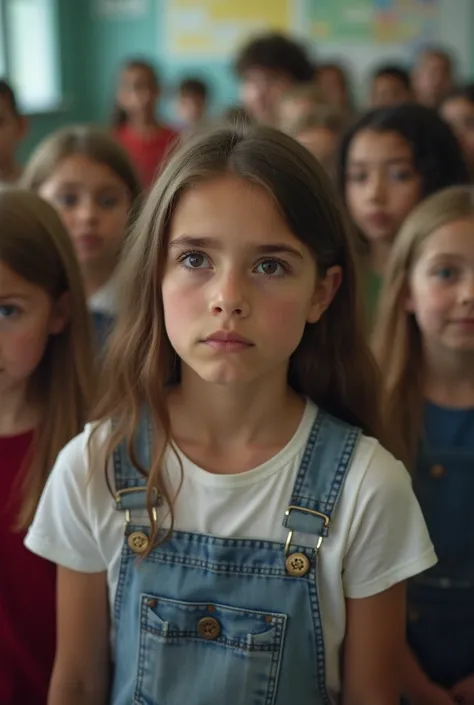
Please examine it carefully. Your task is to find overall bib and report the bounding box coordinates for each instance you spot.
[110,410,360,705]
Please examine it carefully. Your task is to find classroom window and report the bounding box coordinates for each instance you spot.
[1,0,61,113]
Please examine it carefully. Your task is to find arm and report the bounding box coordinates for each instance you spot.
[48,568,110,705]
[342,582,405,705]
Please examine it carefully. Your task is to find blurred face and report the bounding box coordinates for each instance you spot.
[441,97,474,175]
[296,127,339,175]
[278,97,316,133]
[370,75,412,108]
[0,261,68,397]
[407,217,474,355]
[39,154,132,276]
[413,53,452,108]
[240,68,293,125]
[0,95,25,170]
[345,129,422,244]
[118,66,158,120]
[162,175,341,388]
[317,67,348,110]
[176,94,205,127]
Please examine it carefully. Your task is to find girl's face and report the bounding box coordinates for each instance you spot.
[39,154,132,275]
[345,129,422,245]
[407,217,474,355]
[0,261,68,397]
[162,175,341,388]
[318,68,348,110]
[118,66,158,120]
[441,97,474,175]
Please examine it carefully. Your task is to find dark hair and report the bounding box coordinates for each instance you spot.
[93,122,388,553]
[372,65,411,90]
[179,78,208,101]
[0,79,19,117]
[112,58,160,128]
[338,103,469,197]
[235,33,314,83]
[441,82,474,107]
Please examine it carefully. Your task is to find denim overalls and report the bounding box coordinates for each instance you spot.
[110,409,360,705]
[407,408,474,688]
[90,310,114,351]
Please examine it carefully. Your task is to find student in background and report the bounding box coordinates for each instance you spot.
[234,33,314,126]
[0,80,27,184]
[175,78,209,133]
[339,103,469,321]
[277,82,323,134]
[440,84,474,180]
[112,58,179,188]
[289,106,346,182]
[373,185,474,705]
[317,62,354,118]
[411,46,455,110]
[0,189,93,705]
[22,126,142,349]
[27,123,434,705]
[369,65,413,108]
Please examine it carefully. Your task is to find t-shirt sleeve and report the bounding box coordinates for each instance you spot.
[25,429,107,573]
[342,443,437,599]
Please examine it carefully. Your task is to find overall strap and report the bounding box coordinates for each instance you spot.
[112,409,158,513]
[283,409,361,543]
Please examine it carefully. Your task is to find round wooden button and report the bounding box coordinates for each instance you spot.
[285,552,310,577]
[127,531,149,554]
[198,617,221,640]
[430,464,445,478]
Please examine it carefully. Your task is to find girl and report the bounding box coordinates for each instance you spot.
[373,185,474,705]
[0,189,93,704]
[441,84,474,180]
[317,62,354,118]
[113,58,179,188]
[339,103,469,321]
[26,124,435,705]
[21,126,142,348]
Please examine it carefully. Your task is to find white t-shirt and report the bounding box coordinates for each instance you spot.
[25,401,436,701]
[87,277,117,316]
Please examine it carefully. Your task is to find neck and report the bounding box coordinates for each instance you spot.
[0,382,38,436]
[82,262,116,298]
[127,113,159,135]
[369,240,393,277]
[169,365,304,448]
[0,159,21,183]
[423,343,474,408]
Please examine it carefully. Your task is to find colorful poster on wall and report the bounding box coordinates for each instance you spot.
[311,0,438,44]
[164,0,293,56]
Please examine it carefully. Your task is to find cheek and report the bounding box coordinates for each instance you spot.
[391,185,421,221]
[162,276,203,341]
[3,327,49,377]
[258,288,312,340]
[411,283,451,328]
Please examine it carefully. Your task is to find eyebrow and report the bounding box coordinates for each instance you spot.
[347,156,413,167]
[168,235,304,259]
[0,293,29,301]
[54,182,124,191]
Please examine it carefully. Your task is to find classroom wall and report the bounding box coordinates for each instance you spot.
[19,0,474,161]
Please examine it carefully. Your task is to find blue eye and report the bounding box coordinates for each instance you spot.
[435,267,456,281]
[254,259,288,277]
[0,304,19,319]
[56,193,77,208]
[98,195,120,208]
[179,252,211,269]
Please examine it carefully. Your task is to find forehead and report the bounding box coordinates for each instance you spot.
[347,129,412,162]
[0,260,39,295]
[169,175,300,246]
[242,67,287,84]
[420,217,474,258]
[44,154,126,189]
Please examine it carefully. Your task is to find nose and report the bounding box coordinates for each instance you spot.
[208,270,250,318]
[460,274,474,304]
[366,171,387,204]
[76,196,99,224]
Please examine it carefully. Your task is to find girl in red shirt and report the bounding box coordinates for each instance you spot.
[112,59,179,188]
[0,189,93,704]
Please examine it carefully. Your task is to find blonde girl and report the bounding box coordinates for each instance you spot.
[373,185,474,705]
[0,189,93,704]
[21,126,142,348]
[27,124,434,705]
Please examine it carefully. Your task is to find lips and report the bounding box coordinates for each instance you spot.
[365,212,393,229]
[203,330,254,352]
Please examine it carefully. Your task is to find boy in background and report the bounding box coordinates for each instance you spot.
[411,46,455,109]
[370,65,413,108]
[234,33,314,126]
[176,78,209,133]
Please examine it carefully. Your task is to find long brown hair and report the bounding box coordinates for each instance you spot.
[373,185,474,466]
[0,189,94,528]
[93,123,386,552]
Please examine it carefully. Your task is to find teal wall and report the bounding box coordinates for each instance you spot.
[19,0,474,162]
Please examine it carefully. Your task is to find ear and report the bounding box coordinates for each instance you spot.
[307,265,343,324]
[48,291,71,335]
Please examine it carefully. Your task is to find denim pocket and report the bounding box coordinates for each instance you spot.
[134,594,287,705]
